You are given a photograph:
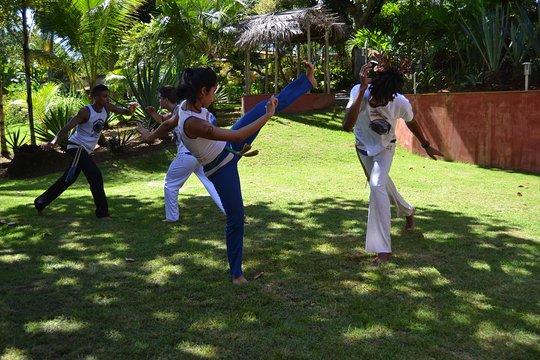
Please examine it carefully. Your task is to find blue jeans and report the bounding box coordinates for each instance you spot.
[208,73,313,277]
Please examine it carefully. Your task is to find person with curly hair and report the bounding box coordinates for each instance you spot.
[343,63,442,264]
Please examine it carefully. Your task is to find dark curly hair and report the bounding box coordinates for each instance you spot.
[369,66,404,103]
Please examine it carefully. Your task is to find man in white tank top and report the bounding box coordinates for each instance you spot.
[34,85,138,218]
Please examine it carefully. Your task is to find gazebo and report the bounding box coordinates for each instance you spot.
[235,5,350,113]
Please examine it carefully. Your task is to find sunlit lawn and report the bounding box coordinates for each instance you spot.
[1,110,539,359]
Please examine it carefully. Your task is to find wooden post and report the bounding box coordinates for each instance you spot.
[245,49,251,95]
[264,45,269,94]
[296,43,301,77]
[307,22,311,63]
[274,42,279,93]
[324,29,330,94]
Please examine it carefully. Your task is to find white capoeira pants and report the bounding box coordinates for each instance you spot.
[164,152,225,222]
[356,143,414,253]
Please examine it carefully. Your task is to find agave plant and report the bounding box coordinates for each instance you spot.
[125,57,179,124]
[460,4,509,74]
[107,129,136,153]
[515,3,540,61]
[6,128,28,153]
[35,106,73,148]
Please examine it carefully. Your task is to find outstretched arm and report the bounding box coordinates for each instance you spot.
[106,101,138,116]
[185,96,278,142]
[146,106,173,123]
[406,119,443,160]
[137,114,179,143]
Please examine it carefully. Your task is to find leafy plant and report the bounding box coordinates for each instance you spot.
[6,128,28,153]
[125,58,179,122]
[37,0,145,89]
[346,28,394,56]
[35,106,73,148]
[460,4,509,74]
[514,3,540,61]
[107,129,136,153]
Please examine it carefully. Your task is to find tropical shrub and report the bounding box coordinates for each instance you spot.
[6,128,28,153]
[35,105,73,148]
[107,129,136,153]
[125,58,179,124]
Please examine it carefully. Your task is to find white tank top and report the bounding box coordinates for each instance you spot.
[178,100,225,165]
[68,104,107,153]
[170,105,188,153]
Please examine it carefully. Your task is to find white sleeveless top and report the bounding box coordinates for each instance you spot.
[170,105,188,154]
[178,100,226,165]
[68,104,107,153]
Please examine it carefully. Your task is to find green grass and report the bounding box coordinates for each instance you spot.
[1,110,539,359]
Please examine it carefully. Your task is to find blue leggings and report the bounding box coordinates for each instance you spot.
[208,74,313,277]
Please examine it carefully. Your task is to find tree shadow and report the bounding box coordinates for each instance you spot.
[276,110,345,132]
[0,192,538,358]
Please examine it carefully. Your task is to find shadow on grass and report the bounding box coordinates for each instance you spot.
[0,192,538,358]
[275,110,345,132]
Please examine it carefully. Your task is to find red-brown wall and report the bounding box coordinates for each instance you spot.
[395,91,540,173]
[242,93,335,114]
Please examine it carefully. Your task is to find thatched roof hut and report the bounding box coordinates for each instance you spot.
[236,5,349,49]
[234,5,350,95]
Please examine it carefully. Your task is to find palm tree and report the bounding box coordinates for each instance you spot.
[37,0,144,90]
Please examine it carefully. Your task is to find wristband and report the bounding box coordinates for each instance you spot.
[421,141,430,149]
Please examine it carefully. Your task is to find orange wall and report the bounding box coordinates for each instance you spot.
[242,93,335,114]
[395,91,540,173]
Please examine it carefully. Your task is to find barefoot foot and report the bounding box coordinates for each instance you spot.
[372,252,392,265]
[304,61,317,88]
[405,208,416,231]
[232,275,248,285]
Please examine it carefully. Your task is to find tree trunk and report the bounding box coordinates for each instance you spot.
[22,4,36,145]
[349,0,386,28]
[0,76,9,158]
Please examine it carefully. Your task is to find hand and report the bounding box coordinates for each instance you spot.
[146,106,156,115]
[359,63,372,88]
[425,146,443,160]
[41,142,56,151]
[127,102,139,114]
[265,95,278,117]
[136,122,152,142]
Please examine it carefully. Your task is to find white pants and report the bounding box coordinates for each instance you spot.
[164,152,225,222]
[356,144,414,253]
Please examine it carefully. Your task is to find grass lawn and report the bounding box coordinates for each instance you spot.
[1,110,539,359]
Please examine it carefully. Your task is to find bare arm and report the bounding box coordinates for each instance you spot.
[106,102,138,116]
[184,96,278,142]
[41,108,89,151]
[343,64,371,132]
[137,114,179,143]
[146,106,173,123]
[405,119,443,160]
